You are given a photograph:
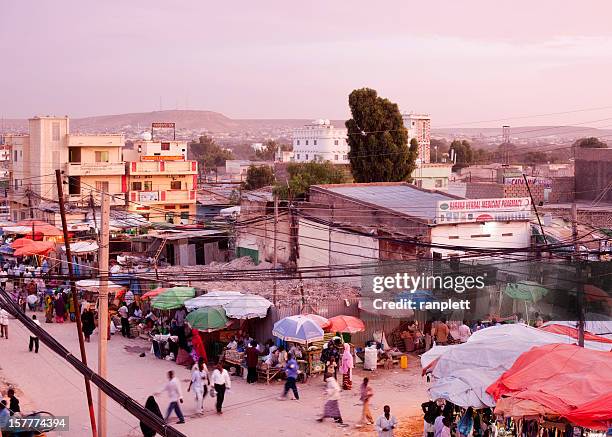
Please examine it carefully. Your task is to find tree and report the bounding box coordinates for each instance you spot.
[522,151,548,165]
[472,148,491,164]
[573,137,607,149]
[255,140,292,161]
[346,88,416,182]
[449,140,473,168]
[189,135,234,169]
[430,138,449,163]
[274,162,350,200]
[242,165,275,190]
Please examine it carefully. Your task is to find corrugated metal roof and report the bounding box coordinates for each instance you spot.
[317,183,456,221]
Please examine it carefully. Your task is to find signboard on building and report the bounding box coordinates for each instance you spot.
[141,155,184,161]
[437,197,532,224]
[151,122,176,129]
[504,176,552,188]
[139,191,159,202]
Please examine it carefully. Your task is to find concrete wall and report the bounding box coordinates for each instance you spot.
[575,148,612,202]
[235,213,292,265]
[448,181,544,204]
[548,177,575,203]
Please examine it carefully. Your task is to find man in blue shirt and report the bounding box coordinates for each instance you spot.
[279,353,300,400]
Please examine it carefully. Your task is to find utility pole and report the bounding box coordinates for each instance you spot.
[272,194,278,306]
[55,169,98,437]
[98,192,110,437]
[572,202,585,347]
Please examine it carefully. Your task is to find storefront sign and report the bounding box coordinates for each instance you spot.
[437,197,532,224]
[151,122,175,128]
[504,176,552,188]
[139,191,159,202]
[141,155,184,161]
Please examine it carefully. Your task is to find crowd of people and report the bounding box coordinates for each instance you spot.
[422,398,498,437]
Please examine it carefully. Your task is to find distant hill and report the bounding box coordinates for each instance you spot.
[0,110,345,134]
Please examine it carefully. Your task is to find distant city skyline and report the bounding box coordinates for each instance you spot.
[2,1,612,127]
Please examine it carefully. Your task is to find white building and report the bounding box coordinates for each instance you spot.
[402,112,431,164]
[291,119,349,164]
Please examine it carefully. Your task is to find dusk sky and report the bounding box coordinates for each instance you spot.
[3,1,612,127]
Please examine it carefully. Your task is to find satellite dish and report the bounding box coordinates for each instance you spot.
[141,132,152,141]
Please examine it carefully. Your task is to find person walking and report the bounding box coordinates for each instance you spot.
[360,377,374,425]
[7,388,20,416]
[340,344,354,390]
[375,405,398,437]
[421,400,440,437]
[82,306,95,342]
[458,320,472,343]
[118,301,131,338]
[0,306,9,339]
[54,292,66,323]
[140,396,163,437]
[210,363,231,414]
[28,315,40,353]
[245,340,260,384]
[317,376,345,425]
[188,358,209,414]
[279,353,299,400]
[154,370,185,424]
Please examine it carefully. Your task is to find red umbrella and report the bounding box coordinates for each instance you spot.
[303,314,331,329]
[328,315,365,333]
[142,287,168,299]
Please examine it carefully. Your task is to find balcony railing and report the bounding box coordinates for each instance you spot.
[64,162,125,176]
[128,161,197,175]
[128,190,196,204]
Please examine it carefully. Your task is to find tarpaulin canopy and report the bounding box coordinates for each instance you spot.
[563,392,612,430]
[151,287,196,310]
[184,291,245,311]
[223,294,272,319]
[11,239,55,256]
[542,320,612,340]
[421,324,612,408]
[60,241,99,254]
[504,281,549,301]
[487,343,612,430]
[540,324,612,344]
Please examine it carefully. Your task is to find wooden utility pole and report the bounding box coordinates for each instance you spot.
[55,169,98,437]
[98,192,110,437]
[272,194,278,306]
[572,203,585,347]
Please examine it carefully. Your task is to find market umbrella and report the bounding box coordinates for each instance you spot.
[504,281,549,302]
[184,291,244,311]
[272,315,324,344]
[223,294,272,319]
[327,315,366,333]
[13,240,55,257]
[303,313,331,329]
[142,287,168,300]
[75,279,124,291]
[151,286,196,310]
[186,306,229,332]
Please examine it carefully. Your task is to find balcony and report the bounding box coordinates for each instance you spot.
[128,160,197,175]
[67,192,126,206]
[64,162,125,176]
[127,190,196,205]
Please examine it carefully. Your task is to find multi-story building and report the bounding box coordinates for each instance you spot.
[123,138,197,224]
[4,116,125,221]
[291,119,349,164]
[402,112,431,164]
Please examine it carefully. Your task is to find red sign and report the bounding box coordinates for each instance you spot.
[151,122,175,128]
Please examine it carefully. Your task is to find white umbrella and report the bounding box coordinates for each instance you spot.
[76,279,124,291]
[223,294,272,319]
[184,291,244,311]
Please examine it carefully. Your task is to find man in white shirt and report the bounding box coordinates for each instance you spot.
[0,306,9,339]
[118,302,131,338]
[154,370,185,424]
[187,358,209,414]
[458,320,472,343]
[210,363,231,414]
[29,315,41,353]
[375,405,398,437]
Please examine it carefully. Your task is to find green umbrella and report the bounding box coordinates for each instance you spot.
[504,281,549,302]
[151,286,196,310]
[186,306,229,332]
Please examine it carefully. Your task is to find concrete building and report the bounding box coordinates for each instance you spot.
[123,139,197,224]
[4,116,125,221]
[291,119,349,164]
[402,112,431,163]
[411,163,453,191]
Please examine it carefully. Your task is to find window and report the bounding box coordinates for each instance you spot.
[296,154,300,160]
[13,179,19,190]
[502,233,514,237]
[434,179,443,188]
[161,142,170,151]
[334,140,339,145]
[170,180,181,190]
[95,151,109,162]
[305,154,309,160]
[180,211,189,220]
[314,140,317,145]
[13,151,17,162]
[180,204,190,209]
[305,140,309,145]
[131,182,142,191]
[52,122,60,141]
[470,234,491,238]
[68,176,81,195]
[334,155,338,161]
[143,181,152,191]
[297,140,300,145]
[448,236,459,239]
[342,155,348,160]
[95,181,109,192]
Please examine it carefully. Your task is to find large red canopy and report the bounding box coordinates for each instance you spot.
[487,343,612,430]
[540,324,612,344]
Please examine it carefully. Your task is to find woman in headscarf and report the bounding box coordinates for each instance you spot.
[140,395,163,437]
[190,328,208,364]
[317,376,344,425]
[340,343,354,390]
[81,305,95,342]
[54,293,66,323]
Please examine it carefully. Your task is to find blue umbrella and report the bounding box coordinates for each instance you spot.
[272,315,324,344]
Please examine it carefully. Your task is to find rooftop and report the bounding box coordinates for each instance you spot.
[312,182,459,222]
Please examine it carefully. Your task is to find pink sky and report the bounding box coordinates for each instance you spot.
[2,0,612,127]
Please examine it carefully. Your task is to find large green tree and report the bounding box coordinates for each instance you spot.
[189,135,234,168]
[274,162,349,200]
[449,140,473,167]
[346,88,415,182]
[255,140,292,161]
[242,165,275,190]
[573,137,607,149]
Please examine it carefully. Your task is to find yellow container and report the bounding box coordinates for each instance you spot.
[400,355,408,369]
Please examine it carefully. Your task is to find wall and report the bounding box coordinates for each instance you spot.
[575,148,612,202]
[548,177,575,203]
[540,205,612,228]
[430,220,532,258]
[235,213,292,265]
[292,122,349,164]
[448,181,545,204]
[411,164,452,190]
